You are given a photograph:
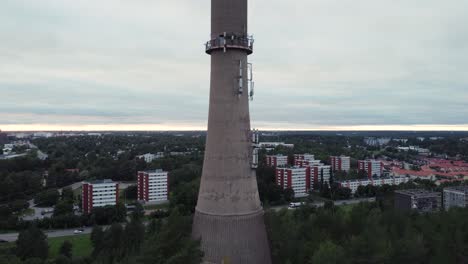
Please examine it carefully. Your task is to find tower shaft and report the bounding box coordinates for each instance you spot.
[192,0,271,263]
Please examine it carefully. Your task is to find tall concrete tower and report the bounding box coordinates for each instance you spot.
[192,0,272,263]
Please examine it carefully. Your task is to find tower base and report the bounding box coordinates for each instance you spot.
[192,210,272,264]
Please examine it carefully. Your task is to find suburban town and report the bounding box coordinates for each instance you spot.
[1,130,468,238]
[2,0,468,262]
[1,130,468,263]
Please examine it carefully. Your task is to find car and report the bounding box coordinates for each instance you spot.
[73,229,83,234]
[288,202,305,209]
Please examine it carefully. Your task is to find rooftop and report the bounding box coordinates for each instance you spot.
[85,179,115,185]
[395,189,440,197]
[337,176,408,183]
[278,166,306,170]
[444,186,468,192]
[141,169,166,173]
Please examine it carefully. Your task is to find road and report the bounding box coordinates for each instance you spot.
[0,227,94,242]
[269,197,376,211]
[2,197,376,242]
[0,220,146,242]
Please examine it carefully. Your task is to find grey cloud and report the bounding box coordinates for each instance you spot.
[1,0,468,129]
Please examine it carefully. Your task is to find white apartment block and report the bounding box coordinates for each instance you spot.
[364,137,391,146]
[330,156,351,172]
[358,160,384,178]
[275,167,310,198]
[311,165,332,188]
[294,153,323,168]
[136,152,164,163]
[338,176,409,194]
[258,142,294,149]
[138,170,169,203]
[266,154,288,167]
[82,179,119,214]
[443,186,468,211]
[294,154,315,162]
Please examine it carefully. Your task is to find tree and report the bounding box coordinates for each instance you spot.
[61,187,74,202]
[283,188,295,202]
[323,201,335,211]
[390,232,427,264]
[90,203,127,225]
[138,209,203,264]
[54,200,74,217]
[132,203,145,221]
[146,218,162,236]
[16,226,48,260]
[0,255,21,264]
[99,223,125,263]
[54,255,72,264]
[262,183,283,205]
[164,239,204,264]
[169,179,199,215]
[22,258,44,264]
[90,225,104,257]
[334,186,351,200]
[34,189,60,206]
[311,240,346,264]
[124,214,145,255]
[9,199,29,212]
[355,186,366,198]
[321,183,331,199]
[358,170,368,178]
[113,202,127,222]
[59,240,73,259]
[125,185,138,200]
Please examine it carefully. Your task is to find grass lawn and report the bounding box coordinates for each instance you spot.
[48,234,92,258]
[339,203,358,213]
[0,242,15,253]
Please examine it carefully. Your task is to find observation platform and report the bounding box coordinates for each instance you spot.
[205,34,254,55]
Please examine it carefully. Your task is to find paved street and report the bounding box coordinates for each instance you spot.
[0,227,93,242]
[1,197,376,242]
[269,197,376,211]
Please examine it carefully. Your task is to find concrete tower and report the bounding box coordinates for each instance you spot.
[192,0,272,263]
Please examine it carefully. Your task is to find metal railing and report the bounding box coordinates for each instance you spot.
[205,34,254,54]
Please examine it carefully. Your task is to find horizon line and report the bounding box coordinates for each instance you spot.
[2,124,468,132]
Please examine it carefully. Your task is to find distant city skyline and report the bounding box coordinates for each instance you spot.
[1,0,468,131]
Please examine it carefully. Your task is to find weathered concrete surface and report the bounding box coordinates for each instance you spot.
[192,0,272,263]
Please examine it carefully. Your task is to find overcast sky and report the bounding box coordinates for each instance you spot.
[1,0,468,131]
